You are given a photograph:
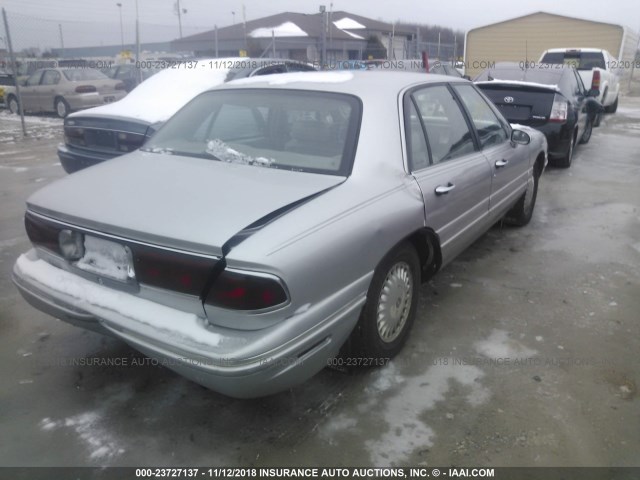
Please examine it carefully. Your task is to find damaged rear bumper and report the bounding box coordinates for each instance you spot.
[13,249,363,398]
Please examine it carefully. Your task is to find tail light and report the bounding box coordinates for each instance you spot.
[115,82,126,90]
[131,245,217,296]
[64,126,86,146]
[591,70,601,91]
[205,269,288,311]
[75,85,97,93]
[549,94,568,123]
[117,131,146,152]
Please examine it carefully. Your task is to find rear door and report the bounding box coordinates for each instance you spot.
[40,69,62,113]
[405,84,493,265]
[21,70,44,112]
[453,84,529,216]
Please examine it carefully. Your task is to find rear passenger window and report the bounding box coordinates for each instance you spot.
[410,85,476,165]
[454,84,508,149]
[406,102,430,171]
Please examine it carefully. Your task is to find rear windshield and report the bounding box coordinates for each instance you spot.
[143,89,362,176]
[62,69,109,81]
[540,51,606,70]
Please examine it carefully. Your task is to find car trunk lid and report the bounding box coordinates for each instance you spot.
[26,150,345,257]
[476,81,559,127]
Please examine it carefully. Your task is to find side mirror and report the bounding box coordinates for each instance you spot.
[587,88,599,97]
[511,129,531,145]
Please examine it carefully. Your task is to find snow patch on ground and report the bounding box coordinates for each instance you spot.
[364,362,489,465]
[322,361,489,465]
[474,329,537,359]
[39,412,125,460]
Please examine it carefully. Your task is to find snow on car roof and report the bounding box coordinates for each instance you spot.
[230,70,354,86]
[68,58,240,124]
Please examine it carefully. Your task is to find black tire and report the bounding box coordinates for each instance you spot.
[7,95,19,114]
[593,111,602,127]
[347,242,420,361]
[555,134,575,169]
[605,95,618,113]
[505,165,540,226]
[55,97,70,118]
[579,118,593,144]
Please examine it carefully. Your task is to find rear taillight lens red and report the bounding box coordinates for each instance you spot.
[205,269,288,311]
[549,94,568,123]
[25,213,62,254]
[591,70,601,90]
[75,85,97,93]
[131,245,217,296]
[115,82,126,90]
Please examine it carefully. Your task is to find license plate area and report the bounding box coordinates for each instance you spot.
[75,235,135,283]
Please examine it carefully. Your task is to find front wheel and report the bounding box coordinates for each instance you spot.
[348,242,420,360]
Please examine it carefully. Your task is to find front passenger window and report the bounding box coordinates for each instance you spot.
[454,84,508,149]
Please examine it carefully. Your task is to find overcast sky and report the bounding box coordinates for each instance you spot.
[1,0,638,50]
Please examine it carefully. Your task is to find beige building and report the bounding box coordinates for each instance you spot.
[464,11,638,80]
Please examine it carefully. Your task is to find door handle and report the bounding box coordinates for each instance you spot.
[495,159,509,168]
[435,183,455,195]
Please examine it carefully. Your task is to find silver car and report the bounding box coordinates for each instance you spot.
[5,67,126,118]
[13,71,547,398]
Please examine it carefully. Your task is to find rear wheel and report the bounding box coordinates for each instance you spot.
[556,134,575,169]
[579,118,593,144]
[593,111,602,127]
[55,97,70,118]
[7,95,19,114]
[348,242,420,361]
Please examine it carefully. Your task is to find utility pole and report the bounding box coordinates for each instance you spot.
[176,0,186,39]
[58,24,65,57]
[214,25,218,57]
[2,8,26,136]
[319,5,326,68]
[116,3,124,53]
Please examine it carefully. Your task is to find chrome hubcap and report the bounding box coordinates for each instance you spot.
[376,261,413,343]
[57,102,66,117]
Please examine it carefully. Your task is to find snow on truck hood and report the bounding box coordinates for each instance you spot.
[68,59,237,124]
[26,150,344,256]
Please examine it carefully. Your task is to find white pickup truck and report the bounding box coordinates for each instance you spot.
[539,48,619,123]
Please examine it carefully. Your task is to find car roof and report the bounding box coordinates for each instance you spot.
[217,70,466,98]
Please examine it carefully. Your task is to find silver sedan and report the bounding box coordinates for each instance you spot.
[13,71,547,398]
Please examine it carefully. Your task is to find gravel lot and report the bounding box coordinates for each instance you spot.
[0,92,638,469]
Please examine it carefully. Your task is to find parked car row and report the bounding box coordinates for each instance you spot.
[4,67,127,118]
[57,58,317,173]
[5,48,610,396]
[13,65,548,397]
[474,62,602,168]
